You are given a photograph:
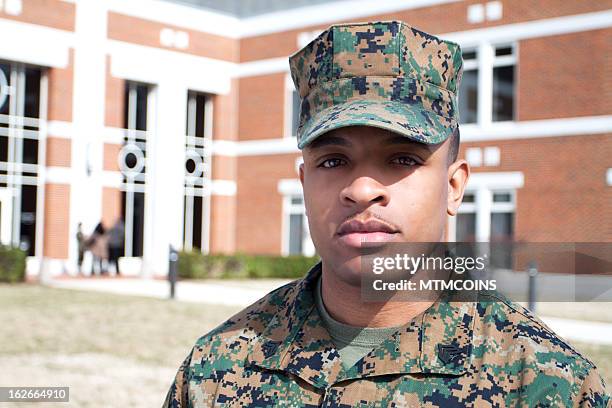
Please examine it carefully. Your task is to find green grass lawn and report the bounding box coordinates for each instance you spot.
[0,284,242,407]
[0,284,609,407]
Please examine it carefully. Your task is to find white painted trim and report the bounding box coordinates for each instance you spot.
[105,0,460,39]
[105,0,608,43]
[210,179,236,196]
[278,178,303,196]
[102,126,125,144]
[106,0,241,39]
[283,73,297,139]
[465,147,483,167]
[466,171,524,190]
[209,116,612,157]
[0,188,14,245]
[233,137,299,156]
[47,120,73,139]
[210,140,238,157]
[45,166,73,184]
[233,10,612,77]
[461,115,612,142]
[0,19,73,68]
[444,10,612,47]
[236,57,288,78]
[107,40,233,95]
[607,168,612,187]
[477,42,494,127]
[35,70,48,270]
[238,0,461,37]
[475,188,492,242]
[278,182,314,256]
[100,170,123,188]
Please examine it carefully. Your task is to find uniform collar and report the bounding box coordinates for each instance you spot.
[246,261,477,389]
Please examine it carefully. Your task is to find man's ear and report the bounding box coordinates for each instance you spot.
[299,162,305,186]
[447,159,470,216]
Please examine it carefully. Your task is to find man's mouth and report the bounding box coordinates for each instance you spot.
[335,219,400,248]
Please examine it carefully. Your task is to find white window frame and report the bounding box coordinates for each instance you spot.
[119,81,154,258]
[283,74,299,139]
[278,178,315,256]
[182,92,213,253]
[448,172,523,242]
[461,42,518,127]
[0,61,46,259]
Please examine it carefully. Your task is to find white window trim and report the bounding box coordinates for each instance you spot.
[461,42,518,127]
[278,179,315,257]
[182,93,213,254]
[283,74,298,139]
[449,171,523,242]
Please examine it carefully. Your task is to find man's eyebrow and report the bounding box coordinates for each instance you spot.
[383,135,434,152]
[306,135,352,150]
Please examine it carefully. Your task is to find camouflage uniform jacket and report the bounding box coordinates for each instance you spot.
[163,261,609,407]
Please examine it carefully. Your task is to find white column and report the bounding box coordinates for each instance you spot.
[475,188,492,242]
[477,42,494,128]
[69,0,107,271]
[142,81,186,277]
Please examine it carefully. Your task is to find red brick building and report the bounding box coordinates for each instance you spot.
[1,0,610,277]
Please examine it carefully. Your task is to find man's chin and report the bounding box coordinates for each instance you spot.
[323,255,367,288]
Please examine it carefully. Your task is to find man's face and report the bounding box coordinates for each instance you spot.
[299,126,468,286]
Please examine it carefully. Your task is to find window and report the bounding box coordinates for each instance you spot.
[284,75,300,138]
[458,44,516,125]
[455,189,515,242]
[282,193,315,256]
[455,189,515,268]
[459,50,478,124]
[183,91,211,252]
[0,61,43,256]
[491,44,516,122]
[120,82,150,257]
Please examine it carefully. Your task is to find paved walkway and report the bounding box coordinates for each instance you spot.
[47,276,292,307]
[46,276,612,346]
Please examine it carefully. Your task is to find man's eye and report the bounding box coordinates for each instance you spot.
[391,156,419,166]
[318,158,345,168]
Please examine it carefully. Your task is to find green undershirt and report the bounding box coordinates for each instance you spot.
[315,275,401,371]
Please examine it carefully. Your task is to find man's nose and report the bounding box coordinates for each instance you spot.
[340,177,390,207]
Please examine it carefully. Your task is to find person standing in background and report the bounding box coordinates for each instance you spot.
[76,222,86,275]
[107,218,124,276]
[87,222,108,276]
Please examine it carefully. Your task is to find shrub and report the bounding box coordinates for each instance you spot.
[177,251,319,280]
[0,246,27,283]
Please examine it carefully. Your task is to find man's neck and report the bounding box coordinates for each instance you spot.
[320,263,435,328]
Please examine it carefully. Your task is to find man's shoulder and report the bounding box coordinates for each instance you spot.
[475,290,596,368]
[472,290,609,405]
[187,278,302,366]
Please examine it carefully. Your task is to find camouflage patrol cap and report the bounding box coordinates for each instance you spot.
[288,21,463,149]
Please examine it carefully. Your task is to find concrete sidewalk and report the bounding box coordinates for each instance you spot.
[47,276,292,307]
[46,276,612,346]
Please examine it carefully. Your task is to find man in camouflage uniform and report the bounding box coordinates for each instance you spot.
[163,21,609,407]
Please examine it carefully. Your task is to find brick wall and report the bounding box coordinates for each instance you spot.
[238,73,286,140]
[239,73,285,140]
[102,187,122,229]
[107,12,238,62]
[239,0,612,62]
[104,55,125,128]
[460,133,612,242]
[46,137,71,167]
[236,153,301,254]
[209,195,236,254]
[0,0,75,31]
[47,49,73,122]
[518,29,612,120]
[43,183,70,258]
